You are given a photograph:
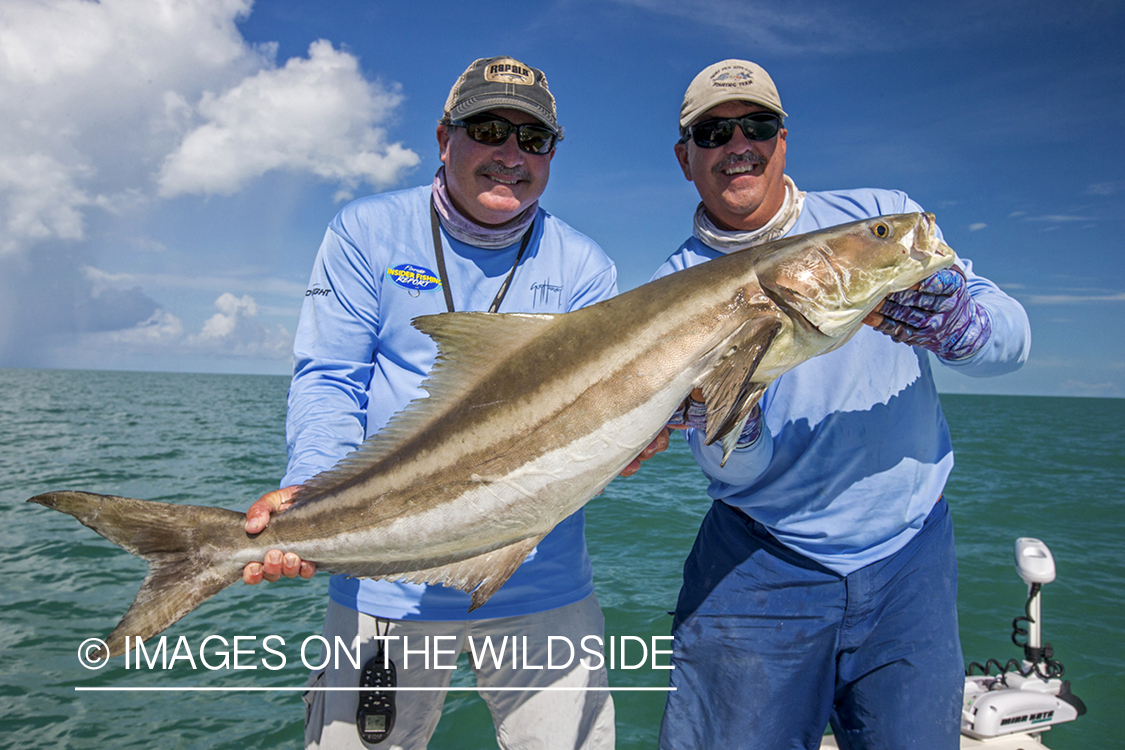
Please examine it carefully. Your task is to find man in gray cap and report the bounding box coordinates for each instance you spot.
[654,60,1030,748]
[241,56,620,750]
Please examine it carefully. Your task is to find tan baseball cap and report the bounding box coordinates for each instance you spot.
[679,59,787,129]
[443,56,560,133]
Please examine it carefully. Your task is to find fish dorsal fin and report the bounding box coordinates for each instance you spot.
[699,316,781,463]
[328,534,545,611]
[292,312,557,505]
[414,311,557,397]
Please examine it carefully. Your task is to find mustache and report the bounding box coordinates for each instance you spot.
[713,151,765,174]
[477,163,533,182]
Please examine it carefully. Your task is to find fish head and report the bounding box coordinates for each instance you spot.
[755,212,955,339]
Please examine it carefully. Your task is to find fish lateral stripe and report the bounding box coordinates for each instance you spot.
[26,213,954,658]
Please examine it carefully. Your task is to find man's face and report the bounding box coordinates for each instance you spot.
[437,108,555,227]
[674,101,788,232]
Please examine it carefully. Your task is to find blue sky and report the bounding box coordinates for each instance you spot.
[1,0,1122,397]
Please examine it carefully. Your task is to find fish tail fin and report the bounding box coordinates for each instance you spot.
[27,490,247,659]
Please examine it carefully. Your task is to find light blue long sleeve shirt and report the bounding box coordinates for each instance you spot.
[653,188,1030,574]
[285,185,618,620]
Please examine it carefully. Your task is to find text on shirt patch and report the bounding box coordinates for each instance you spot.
[387,264,442,292]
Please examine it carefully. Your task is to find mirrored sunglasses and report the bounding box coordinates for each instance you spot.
[680,113,782,148]
[449,116,558,155]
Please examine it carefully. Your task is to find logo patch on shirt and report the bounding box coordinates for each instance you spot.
[387,264,442,293]
[531,279,563,308]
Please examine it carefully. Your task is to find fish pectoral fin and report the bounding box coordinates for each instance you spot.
[386,535,545,612]
[715,383,767,467]
[699,316,780,451]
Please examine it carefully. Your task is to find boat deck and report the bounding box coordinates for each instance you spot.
[819,730,1051,749]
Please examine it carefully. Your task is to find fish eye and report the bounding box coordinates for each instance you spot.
[871,222,891,239]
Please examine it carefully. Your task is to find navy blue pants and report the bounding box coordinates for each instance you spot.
[659,498,963,750]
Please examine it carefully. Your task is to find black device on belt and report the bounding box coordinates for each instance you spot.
[356,623,396,744]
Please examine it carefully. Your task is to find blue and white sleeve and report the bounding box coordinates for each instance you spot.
[939,258,1031,378]
[283,222,381,487]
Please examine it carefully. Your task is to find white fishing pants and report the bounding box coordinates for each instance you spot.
[304,593,615,750]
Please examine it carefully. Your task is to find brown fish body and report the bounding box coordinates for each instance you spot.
[29,213,954,658]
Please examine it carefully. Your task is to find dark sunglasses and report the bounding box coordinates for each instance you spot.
[680,112,782,148]
[448,115,559,155]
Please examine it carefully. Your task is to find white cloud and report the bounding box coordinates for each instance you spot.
[186,293,292,358]
[968,222,987,232]
[158,39,420,197]
[0,0,255,89]
[1027,292,1125,304]
[0,153,91,253]
[82,265,306,297]
[1023,214,1096,223]
[609,0,1114,56]
[108,309,186,346]
[92,292,291,359]
[195,292,258,341]
[1084,181,1122,196]
[0,0,417,255]
[0,0,265,255]
[611,0,874,54]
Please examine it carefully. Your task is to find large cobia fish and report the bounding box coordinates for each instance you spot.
[29,213,954,658]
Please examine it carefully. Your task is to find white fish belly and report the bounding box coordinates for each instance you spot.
[295,379,692,567]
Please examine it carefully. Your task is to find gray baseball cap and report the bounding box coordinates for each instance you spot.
[679,59,787,129]
[443,56,560,133]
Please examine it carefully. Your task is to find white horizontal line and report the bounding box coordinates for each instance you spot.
[76,686,674,693]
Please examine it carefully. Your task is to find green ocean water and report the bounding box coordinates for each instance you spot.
[1,368,1121,749]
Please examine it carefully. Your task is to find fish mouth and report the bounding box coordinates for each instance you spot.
[912,213,953,263]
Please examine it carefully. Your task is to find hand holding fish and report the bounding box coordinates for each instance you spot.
[865,267,992,361]
[620,429,672,477]
[242,486,317,584]
[667,388,763,448]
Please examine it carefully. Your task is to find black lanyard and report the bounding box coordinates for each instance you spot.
[430,200,532,314]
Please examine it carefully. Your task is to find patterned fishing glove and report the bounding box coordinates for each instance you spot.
[669,397,763,448]
[874,267,992,361]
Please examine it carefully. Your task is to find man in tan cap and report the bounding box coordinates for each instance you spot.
[240,56,619,750]
[654,59,1031,748]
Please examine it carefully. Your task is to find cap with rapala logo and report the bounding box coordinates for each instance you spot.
[484,61,534,85]
[444,56,559,133]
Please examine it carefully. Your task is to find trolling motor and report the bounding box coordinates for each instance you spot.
[961,538,1087,740]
